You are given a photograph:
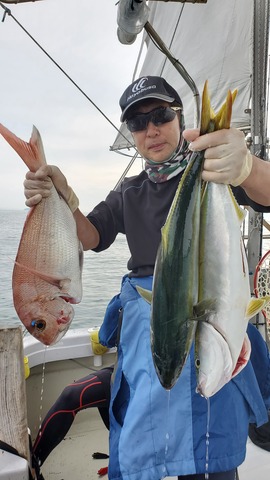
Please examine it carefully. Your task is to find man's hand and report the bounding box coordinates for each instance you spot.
[183,128,253,186]
[24,165,79,212]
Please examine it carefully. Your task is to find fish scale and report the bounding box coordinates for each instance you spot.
[14,188,80,291]
[0,123,83,345]
[14,188,82,299]
[195,83,269,397]
[138,148,204,389]
[196,182,252,397]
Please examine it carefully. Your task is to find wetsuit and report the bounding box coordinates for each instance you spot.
[33,366,113,466]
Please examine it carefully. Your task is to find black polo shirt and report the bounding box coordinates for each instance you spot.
[87,170,270,277]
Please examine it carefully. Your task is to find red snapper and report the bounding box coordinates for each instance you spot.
[0,124,83,345]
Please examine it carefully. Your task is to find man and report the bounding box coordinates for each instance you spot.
[24,76,270,480]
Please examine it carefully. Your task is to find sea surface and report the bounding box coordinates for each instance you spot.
[1,210,270,336]
[0,209,130,332]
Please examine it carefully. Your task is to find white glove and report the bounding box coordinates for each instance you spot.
[188,128,253,186]
[24,165,79,212]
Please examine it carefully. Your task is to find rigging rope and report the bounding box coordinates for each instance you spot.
[0,2,135,152]
[113,151,140,190]
[160,3,184,76]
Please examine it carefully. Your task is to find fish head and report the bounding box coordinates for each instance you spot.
[17,295,74,346]
[196,322,233,398]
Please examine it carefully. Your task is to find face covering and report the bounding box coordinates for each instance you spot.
[144,136,191,183]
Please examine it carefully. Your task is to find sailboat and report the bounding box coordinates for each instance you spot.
[0,1,270,479]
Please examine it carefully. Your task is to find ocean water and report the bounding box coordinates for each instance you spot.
[0,209,130,332]
[2,210,270,335]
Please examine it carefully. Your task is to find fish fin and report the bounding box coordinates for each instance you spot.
[245,296,270,319]
[228,186,246,224]
[0,123,46,171]
[215,89,232,130]
[200,82,238,134]
[136,286,152,304]
[193,298,218,318]
[14,260,71,289]
[200,80,215,134]
[59,293,79,304]
[213,89,237,130]
[160,224,169,256]
[214,90,231,130]
[231,334,251,378]
[200,180,208,205]
[200,81,238,135]
[190,313,209,322]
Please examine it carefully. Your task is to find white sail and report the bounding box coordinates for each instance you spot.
[141,0,253,127]
[112,0,260,151]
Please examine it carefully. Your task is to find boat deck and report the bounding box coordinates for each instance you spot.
[23,336,269,480]
[40,408,110,480]
[39,407,270,480]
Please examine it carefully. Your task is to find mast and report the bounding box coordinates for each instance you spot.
[246,0,270,341]
[247,0,270,297]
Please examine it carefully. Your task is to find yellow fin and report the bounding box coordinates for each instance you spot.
[200,80,215,134]
[246,296,270,319]
[228,186,246,224]
[136,286,152,304]
[193,298,218,317]
[200,81,238,134]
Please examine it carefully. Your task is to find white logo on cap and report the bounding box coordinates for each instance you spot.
[131,77,148,93]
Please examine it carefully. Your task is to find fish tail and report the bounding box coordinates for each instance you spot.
[0,123,46,171]
[200,80,215,134]
[200,81,238,134]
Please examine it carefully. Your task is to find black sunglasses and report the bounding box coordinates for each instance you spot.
[126,106,181,133]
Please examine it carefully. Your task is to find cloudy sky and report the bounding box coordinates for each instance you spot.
[0,0,144,212]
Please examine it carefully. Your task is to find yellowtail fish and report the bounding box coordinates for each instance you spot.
[195,82,269,397]
[0,124,83,345]
[137,136,204,389]
[138,80,269,391]
[137,82,233,390]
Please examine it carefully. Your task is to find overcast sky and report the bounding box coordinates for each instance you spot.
[0,0,144,212]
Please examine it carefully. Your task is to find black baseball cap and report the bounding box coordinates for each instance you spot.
[120,76,183,122]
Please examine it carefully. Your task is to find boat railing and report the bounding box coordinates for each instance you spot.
[23,327,116,370]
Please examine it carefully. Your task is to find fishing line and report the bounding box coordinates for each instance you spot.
[36,347,48,439]
[0,2,135,151]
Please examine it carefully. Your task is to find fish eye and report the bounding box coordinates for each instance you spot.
[31,319,46,331]
[195,357,200,369]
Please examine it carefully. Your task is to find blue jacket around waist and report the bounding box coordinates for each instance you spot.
[100,276,270,480]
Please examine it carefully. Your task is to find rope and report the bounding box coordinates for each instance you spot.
[113,151,140,190]
[160,3,185,76]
